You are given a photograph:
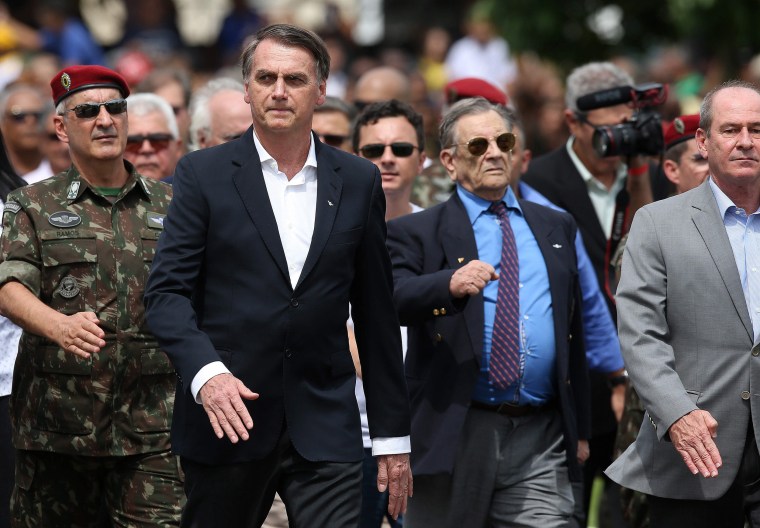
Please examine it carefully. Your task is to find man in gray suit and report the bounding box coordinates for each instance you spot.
[606,80,760,527]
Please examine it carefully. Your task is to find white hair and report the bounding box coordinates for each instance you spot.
[188,77,245,151]
[126,93,180,139]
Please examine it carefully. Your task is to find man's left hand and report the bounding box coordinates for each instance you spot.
[577,439,590,464]
[377,453,413,520]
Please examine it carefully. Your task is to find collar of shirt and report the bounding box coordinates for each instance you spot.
[565,136,626,193]
[456,184,522,226]
[252,128,318,179]
[709,176,760,218]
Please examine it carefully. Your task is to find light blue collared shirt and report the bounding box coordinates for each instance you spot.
[458,185,557,405]
[709,178,760,344]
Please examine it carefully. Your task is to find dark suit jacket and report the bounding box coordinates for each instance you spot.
[386,192,590,481]
[523,145,619,437]
[144,127,410,465]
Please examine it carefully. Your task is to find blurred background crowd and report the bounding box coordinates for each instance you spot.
[2,0,760,167]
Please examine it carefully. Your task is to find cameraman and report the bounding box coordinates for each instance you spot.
[523,61,654,527]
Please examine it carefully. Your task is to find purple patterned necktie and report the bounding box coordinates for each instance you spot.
[488,201,520,389]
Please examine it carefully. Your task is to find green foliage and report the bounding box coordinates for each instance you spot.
[484,0,760,77]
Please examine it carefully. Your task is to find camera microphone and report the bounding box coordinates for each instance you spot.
[576,86,633,112]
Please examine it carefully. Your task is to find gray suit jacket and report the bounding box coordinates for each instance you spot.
[606,180,760,500]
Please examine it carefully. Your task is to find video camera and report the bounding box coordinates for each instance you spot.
[576,83,667,157]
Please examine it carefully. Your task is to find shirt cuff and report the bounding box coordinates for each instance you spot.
[191,361,231,404]
[371,436,411,456]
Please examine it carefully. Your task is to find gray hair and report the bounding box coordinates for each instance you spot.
[0,84,45,120]
[439,97,515,153]
[241,24,330,84]
[126,93,179,139]
[700,79,760,137]
[565,62,634,113]
[188,77,246,150]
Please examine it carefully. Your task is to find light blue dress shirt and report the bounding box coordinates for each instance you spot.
[458,185,556,405]
[709,178,760,344]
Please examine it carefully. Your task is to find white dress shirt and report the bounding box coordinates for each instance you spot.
[566,137,626,239]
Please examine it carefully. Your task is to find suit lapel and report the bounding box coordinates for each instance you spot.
[295,140,342,291]
[230,128,291,285]
[690,182,753,341]
[556,148,608,250]
[441,194,484,362]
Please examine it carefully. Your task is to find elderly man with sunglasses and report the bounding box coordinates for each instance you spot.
[0,65,183,526]
[386,96,590,527]
[124,93,183,182]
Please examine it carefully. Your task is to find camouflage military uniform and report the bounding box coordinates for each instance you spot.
[411,159,453,209]
[0,163,183,527]
[612,233,649,528]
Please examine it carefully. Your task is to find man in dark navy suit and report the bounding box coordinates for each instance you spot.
[388,97,590,527]
[144,24,412,528]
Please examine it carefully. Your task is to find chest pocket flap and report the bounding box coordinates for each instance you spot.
[39,230,98,266]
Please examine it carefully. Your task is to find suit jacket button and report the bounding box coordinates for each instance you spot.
[290,298,299,308]
[433,308,440,316]
[742,390,751,400]
[285,347,292,358]
[753,346,760,357]
[434,333,442,342]
[440,308,447,315]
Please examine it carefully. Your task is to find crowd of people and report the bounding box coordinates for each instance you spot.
[0,2,757,528]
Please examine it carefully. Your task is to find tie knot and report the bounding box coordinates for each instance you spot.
[489,201,507,218]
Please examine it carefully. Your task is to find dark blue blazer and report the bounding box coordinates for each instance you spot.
[386,192,590,481]
[144,127,410,464]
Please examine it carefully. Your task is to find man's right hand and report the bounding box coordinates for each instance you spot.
[449,260,497,298]
[199,373,259,443]
[54,311,105,359]
[668,409,721,478]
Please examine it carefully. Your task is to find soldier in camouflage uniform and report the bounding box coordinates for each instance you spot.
[0,65,182,527]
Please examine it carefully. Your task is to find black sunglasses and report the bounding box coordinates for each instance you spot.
[7,109,44,123]
[125,133,174,153]
[67,98,127,119]
[449,132,515,156]
[319,134,348,147]
[359,142,418,159]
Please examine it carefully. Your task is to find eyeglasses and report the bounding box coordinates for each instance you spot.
[125,133,174,153]
[319,134,348,148]
[7,109,44,123]
[449,132,515,156]
[359,142,418,159]
[67,99,127,119]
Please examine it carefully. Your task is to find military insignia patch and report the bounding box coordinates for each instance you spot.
[56,276,80,299]
[674,117,685,134]
[146,213,165,229]
[3,202,21,214]
[49,211,82,228]
[67,181,80,199]
[61,72,71,92]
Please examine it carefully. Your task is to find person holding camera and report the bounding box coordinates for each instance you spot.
[522,61,656,526]
[607,80,760,527]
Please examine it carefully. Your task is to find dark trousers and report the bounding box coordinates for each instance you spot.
[180,428,362,528]
[649,426,760,528]
[0,396,12,528]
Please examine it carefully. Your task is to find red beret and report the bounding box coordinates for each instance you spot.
[445,77,508,106]
[663,114,700,150]
[50,65,130,106]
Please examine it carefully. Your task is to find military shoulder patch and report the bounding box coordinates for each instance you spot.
[3,202,21,214]
[146,213,165,229]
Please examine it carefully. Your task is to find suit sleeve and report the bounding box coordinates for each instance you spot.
[616,207,697,440]
[144,155,221,393]
[386,216,465,327]
[350,169,411,440]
